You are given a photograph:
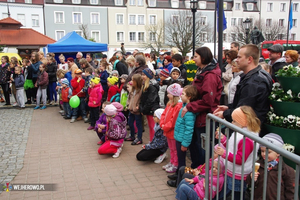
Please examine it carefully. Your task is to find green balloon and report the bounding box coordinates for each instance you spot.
[69,95,80,108]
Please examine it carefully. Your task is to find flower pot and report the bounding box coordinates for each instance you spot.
[270,100,300,116]
[277,76,300,94]
[186,64,197,83]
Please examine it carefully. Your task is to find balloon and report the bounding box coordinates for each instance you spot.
[69,95,80,108]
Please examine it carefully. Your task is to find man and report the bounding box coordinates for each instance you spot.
[133,49,139,57]
[75,52,83,68]
[267,44,286,81]
[115,52,128,75]
[121,43,126,55]
[230,42,240,52]
[213,44,273,127]
[125,52,132,59]
[86,53,96,69]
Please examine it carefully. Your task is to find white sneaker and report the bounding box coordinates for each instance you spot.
[162,162,172,170]
[12,102,18,107]
[59,110,64,114]
[154,152,167,164]
[165,164,178,173]
[112,146,123,158]
[70,118,76,123]
[49,101,54,105]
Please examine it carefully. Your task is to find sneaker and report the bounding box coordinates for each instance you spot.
[84,117,89,123]
[124,137,135,141]
[64,116,71,119]
[59,110,64,114]
[34,106,40,110]
[54,101,58,106]
[154,152,167,164]
[12,102,18,107]
[70,118,76,123]
[166,164,177,173]
[40,106,47,110]
[112,146,123,158]
[87,126,94,130]
[25,101,32,104]
[0,97,4,102]
[131,138,142,145]
[97,141,103,145]
[162,162,172,170]
[49,101,54,105]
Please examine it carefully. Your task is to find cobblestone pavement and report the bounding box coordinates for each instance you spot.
[0,109,33,193]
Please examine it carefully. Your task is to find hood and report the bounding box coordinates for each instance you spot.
[269,57,286,65]
[114,112,126,122]
[179,64,187,70]
[150,79,159,91]
[170,67,181,78]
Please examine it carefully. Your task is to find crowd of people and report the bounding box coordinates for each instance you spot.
[0,42,298,199]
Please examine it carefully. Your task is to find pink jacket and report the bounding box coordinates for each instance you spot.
[160,102,182,139]
[88,84,104,107]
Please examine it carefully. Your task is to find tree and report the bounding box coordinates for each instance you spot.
[79,24,89,39]
[165,11,212,56]
[144,20,165,55]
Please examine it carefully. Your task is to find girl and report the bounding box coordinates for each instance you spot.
[9,60,18,106]
[87,77,103,130]
[30,51,42,103]
[98,104,127,158]
[215,106,261,200]
[95,101,111,145]
[227,59,243,104]
[46,53,58,105]
[139,68,160,142]
[160,83,183,173]
[0,56,11,105]
[23,59,34,104]
[107,76,119,102]
[58,54,68,70]
[34,61,49,110]
[99,61,109,102]
[126,75,143,144]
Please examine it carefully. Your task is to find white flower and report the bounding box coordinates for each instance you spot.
[287,115,296,123]
[280,116,284,119]
[298,93,300,99]
[283,118,288,124]
[271,94,276,99]
[277,99,282,102]
[287,90,293,98]
[283,66,289,70]
[296,120,300,127]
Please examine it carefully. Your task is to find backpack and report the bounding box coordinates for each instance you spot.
[106,117,127,140]
[120,92,128,108]
[110,93,120,102]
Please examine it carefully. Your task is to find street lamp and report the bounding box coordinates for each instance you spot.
[190,0,198,56]
[243,18,251,44]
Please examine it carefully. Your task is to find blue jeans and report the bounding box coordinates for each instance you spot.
[226,176,246,200]
[189,127,206,168]
[128,112,143,140]
[176,180,200,200]
[63,102,71,118]
[48,82,57,102]
[72,97,86,119]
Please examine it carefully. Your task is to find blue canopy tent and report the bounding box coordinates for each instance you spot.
[47,31,108,53]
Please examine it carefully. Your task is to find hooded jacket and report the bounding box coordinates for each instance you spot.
[0,63,11,84]
[139,79,160,115]
[145,124,168,153]
[268,57,286,81]
[128,89,142,115]
[14,74,25,89]
[88,84,104,107]
[178,64,188,86]
[71,76,86,98]
[46,61,57,82]
[36,71,49,89]
[99,70,109,92]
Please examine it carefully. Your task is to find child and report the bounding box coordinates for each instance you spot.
[87,77,103,130]
[14,67,25,109]
[140,68,160,142]
[246,133,296,200]
[176,159,225,200]
[111,70,119,78]
[9,61,17,106]
[70,69,88,123]
[136,108,168,162]
[227,59,243,104]
[172,54,188,86]
[118,74,128,94]
[160,83,183,173]
[59,79,72,119]
[126,75,143,144]
[170,67,184,86]
[83,67,93,96]
[34,61,49,110]
[107,76,119,102]
[99,61,109,101]
[215,106,261,200]
[23,59,34,105]
[98,104,127,158]
[95,101,111,145]
[158,69,170,108]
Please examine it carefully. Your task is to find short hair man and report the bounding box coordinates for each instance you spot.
[86,53,96,69]
[115,52,128,75]
[230,42,240,52]
[133,49,139,57]
[75,52,83,67]
[267,44,286,81]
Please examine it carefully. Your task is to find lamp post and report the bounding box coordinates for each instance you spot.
[190,0,198,56]
[243,18,251,44]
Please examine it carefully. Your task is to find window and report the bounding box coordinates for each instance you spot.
[129,15,136,25]
[7,0,14,2]
[231,33,236,41]
[73,12,82,24]
[200,32,207,42]
[278,34,284,40]
[90,0,98,4]
[238,18,243,26]
[72,0,80,4]
[25,0,32,3]
[54,0,63,3]
[55,30,65,40]
[148,0,156,7]
[17,14,25,26]
[149,32,156,42]
[172,15,179,24]
[266,19,272,27]
[115,0,123,5]
[293,3,299,12]
[137,0,143,6]
[293,19,297,27]
[291,33,296,40]
[129,0,135,5]
[171,0,179,8]
[75,30,82,36]
[138,32,145,42]
[149,15,156,25]
[223,2,227,9]
[91,13,100,24]
[279,19,284,26]
[116,14,123,24]
[55,12,64,23]
[117,32,124,42]
[31,15,39,27]
[129,32,136,42]
[231,18,236,26]
[235,3,240,10]
[91,31,100,42]
[280,3,286,12]
[200,17,206,25]
[199,1,206,9]
[186,16,192,26]
[246,3,253,11]
[138,15,144,25]
[223,33,227,42]
[267,3,273,12]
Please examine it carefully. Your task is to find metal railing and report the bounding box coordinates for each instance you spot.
[203,113,300,200]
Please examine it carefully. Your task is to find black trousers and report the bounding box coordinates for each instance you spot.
[0,83,10,104]
[136,149,162,161]
[176,166,194,186]
[90,106,100,127]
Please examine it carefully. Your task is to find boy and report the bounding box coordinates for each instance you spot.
[170,67,184,86]
[107,76,119,102]
[70,69,88,123]
[246,133,296,200]
[167,85,198,187]
[59,79,72,119]
[14,67,25,109]
[158,69,170,108]
[172,54,188,86]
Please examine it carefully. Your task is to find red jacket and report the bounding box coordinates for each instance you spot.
[61,87,70,102]
[88,84,104,107]
[107,85,119,102]
[186,62,223,127]
[71,77,85,98]
[160,102,182,139]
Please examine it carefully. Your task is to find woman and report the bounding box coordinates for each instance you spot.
[46,53,57,105]
[227,59,243,104]
[180,47,223,168]
[0,56,11,105]
[125,55,147,85]
[285,50,299,67]
[223,50,238,105]
[30,52,42,102]
[125,55,136,74]
[79,58,94,72]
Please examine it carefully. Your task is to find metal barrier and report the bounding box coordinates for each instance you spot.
[203,113,300,200]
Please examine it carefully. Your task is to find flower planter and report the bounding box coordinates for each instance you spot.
[270,100,300,116]
[277,76,300,94]
[186,64,197,83]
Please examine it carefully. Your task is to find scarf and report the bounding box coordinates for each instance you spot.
[267,158,279,171]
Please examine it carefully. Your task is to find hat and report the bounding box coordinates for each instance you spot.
[232,107,247,127]
[165,56,172,62]
[261,133,284,148]
[159,52,164,55]
[61,78,69,86]
[111,102,123,112]
[104,104,117,116]
[164,52,171,56]
[107,76,119,85]
[170,67,181,75]
[142,68,154,79]
[90,77,100,84]
[67,57,74,62]
[111,70,119,76]
[102,54,107,58]
[120,74,128,80]
[160,69,170,78]
[154,108,164,120]
[167,83,183,97]
[268,44,284,53]
[74,69,82,74]
[126,52,132,56]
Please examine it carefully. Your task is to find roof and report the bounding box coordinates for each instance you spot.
[0,17,22,26]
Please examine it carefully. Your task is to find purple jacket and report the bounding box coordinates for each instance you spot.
[94,113,107,135]
[106,112,127,147]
